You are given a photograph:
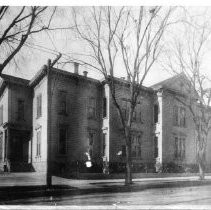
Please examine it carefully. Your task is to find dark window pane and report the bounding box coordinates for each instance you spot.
[122,145,126,157]
[173,106,179,126]
[88,98,96,119]
[154,136,158,158]
[154,104,159,123]
[103,97,107,118]
[58,91,67,115]
[59,128,67,154]
[17,99,24,120]
[103,133,106,156]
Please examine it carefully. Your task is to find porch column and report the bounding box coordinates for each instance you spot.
[156,91,163,166]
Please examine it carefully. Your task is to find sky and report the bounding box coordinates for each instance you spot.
[1,4,211,87]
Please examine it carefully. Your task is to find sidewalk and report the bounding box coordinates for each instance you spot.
[0,172,211,201]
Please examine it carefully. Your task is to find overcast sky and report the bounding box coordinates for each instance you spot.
[2,5,211,87]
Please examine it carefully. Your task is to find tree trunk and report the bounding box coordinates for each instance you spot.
[198,161,205,180]
[125,131,132,185]
[198,149,205,180]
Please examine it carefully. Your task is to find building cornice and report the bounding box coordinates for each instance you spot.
[29,66,102,87]
[0,74,30,97]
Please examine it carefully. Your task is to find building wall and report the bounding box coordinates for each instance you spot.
[161,90,197,165]
[49,72,102,173]
[108,82,154,165]
[1,71,211,174]
[32,76,48,172]
[9,83,32,127]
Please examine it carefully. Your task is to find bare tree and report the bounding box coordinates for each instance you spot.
[64,6,176,185]
[0,6,57,74]
[164,16,211,180]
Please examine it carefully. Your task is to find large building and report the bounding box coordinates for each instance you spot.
[0,64,211,174]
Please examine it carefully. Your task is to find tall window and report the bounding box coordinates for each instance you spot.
[180,107,186,127]
[17,99,24,120]
[88,131,94,157]
[87,97,96,119]
[37,94,42,118]
[175,136,185,160]
[154,136,158,158]
[102,133,106,156]
[36,130,41,156]
[122,145,126,157]
[103,97,107,118]
[59,127,67,154]
[173,106,179,126]
[154,104,159,124]
[131,134,142,158]
[173,106,186,127]
[0,132,3,161]
[58,91,67,115]
[0,105,3,125]
[122,100,138,122]
[122,100,129,120]
[132,110,137,122]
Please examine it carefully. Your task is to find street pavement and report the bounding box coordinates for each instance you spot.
[0,172,211,207]
[5,185,211,207]
[1,172,211,188]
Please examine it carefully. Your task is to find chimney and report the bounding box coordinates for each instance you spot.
[83,71,88,77]
[74,62,79,74]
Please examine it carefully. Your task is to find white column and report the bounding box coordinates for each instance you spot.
[157,91,163,164]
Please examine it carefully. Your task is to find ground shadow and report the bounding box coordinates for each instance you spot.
[1,180,211,204]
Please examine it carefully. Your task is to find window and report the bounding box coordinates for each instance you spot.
[180,107,186,127]
[59,127,67,154]
[131,134,142,158]
[103,97,107,118]
[102,133,106,156]
[154,136,158,158]
[88,131,95,157]
[17,99,24,120]
[36,130,41,156]
[0,132,3,161]
[154,104,159,124]
[139,111,143,123]
[37,94,42,118]
[122,100,138,122]
[122,107,128,120]
[122,145,126,157]
[58,91,67,115]
[0,105,3,125]
[173,106,186,127]
[132,110,137,122]
[174,136,185,160]
[173,106,179,126]
[88,97,96,119]
[122,100,129,120]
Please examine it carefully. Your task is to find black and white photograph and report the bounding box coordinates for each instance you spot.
[0,1,211,209]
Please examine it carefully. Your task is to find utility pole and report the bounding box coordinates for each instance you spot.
[46,53,62,188]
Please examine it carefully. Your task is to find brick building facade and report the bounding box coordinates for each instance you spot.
[0,65,211,174]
